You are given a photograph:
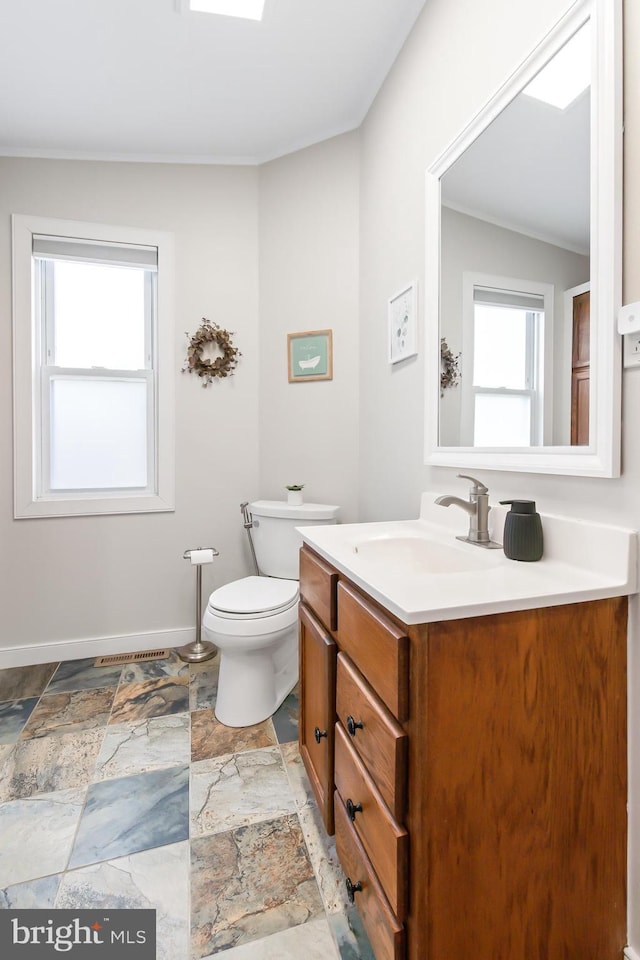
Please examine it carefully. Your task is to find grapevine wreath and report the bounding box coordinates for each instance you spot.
[183,318,241,386]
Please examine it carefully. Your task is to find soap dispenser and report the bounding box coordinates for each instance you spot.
[499,500,543,562]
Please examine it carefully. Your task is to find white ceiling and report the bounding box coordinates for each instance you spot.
[0,0,427,165]
[442,87,590,255]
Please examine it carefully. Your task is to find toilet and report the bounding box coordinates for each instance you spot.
[202,499,339,727]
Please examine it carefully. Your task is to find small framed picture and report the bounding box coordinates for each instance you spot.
[287,329,333,382]
[388,281,417,364]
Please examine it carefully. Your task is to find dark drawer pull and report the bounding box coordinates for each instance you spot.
[346,715,364,737]
[314,726,328,744]
[346,798,363,821]
[345,877,363,903]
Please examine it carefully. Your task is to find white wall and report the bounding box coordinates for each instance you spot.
[358,0,640,947]
[0,141,361,664]
[0,158,260,662]
[258,133,360,520]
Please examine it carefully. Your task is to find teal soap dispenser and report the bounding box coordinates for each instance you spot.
[499,500,543,562]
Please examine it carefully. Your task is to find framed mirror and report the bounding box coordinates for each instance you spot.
[425,0,622,477]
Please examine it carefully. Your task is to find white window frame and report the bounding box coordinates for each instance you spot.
[459,272,554,448]
[12,214,175,518]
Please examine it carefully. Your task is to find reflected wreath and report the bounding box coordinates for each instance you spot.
[440,337,461,397]
[183,318,241,386]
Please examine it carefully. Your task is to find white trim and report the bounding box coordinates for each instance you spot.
[425,0,622,478]
[625,948,640,960]
[12,214,175,518]
[567,281,592,299]
[0,628,195,670]
[0,146,262,166]
[0,116,362,167]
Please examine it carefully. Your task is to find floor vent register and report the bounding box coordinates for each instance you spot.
[94,649,172,667]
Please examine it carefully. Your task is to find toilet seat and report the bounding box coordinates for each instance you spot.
[207,576,299,621]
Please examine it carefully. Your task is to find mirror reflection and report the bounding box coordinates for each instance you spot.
[439,20,591,448]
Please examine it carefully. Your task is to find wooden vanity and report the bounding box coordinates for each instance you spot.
[298,543,627,960]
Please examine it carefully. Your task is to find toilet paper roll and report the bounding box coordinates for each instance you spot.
[190,549,215,565]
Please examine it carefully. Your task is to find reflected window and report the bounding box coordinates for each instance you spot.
[468,282,546,446]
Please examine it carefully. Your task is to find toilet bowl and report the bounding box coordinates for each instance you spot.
[201,499,339,728]
[203,576,299,727]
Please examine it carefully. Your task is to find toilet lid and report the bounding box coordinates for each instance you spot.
[208,576,299,616]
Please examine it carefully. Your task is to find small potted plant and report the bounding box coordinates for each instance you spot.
[285,483,304,506]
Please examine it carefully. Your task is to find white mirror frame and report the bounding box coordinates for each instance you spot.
[425,0,622,477]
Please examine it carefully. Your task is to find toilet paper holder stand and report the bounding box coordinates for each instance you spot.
[176,546,220,664]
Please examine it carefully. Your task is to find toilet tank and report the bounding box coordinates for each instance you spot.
[249,500,340,580]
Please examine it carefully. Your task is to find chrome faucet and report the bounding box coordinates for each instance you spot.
[435,474,501,548]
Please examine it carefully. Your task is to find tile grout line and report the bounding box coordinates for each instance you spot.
[54,660,192,909]
[1,658,355,960]
[54,663,125,894]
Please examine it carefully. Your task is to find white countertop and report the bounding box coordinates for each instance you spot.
[297,494,638,625]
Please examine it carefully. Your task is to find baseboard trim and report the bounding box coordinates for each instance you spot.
[625,946,640,960]
[0,627,195,669]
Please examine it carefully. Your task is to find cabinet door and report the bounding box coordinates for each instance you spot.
[299,602,337,834]
[422,599,627,959]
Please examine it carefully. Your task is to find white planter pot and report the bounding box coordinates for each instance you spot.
[287,490,303,506]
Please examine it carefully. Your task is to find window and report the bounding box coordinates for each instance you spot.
[460,274,553,447]
[12,215,175,518]
[179,0,266,19]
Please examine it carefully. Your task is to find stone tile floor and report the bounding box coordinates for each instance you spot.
[0,652,373,959]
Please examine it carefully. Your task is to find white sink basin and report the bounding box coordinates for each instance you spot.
[296,494,638,624]
[351,535,488,574]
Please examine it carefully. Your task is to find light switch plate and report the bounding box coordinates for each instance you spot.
[623,330,640,368]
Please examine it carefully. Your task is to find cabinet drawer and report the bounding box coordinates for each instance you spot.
[335,722,408,919]
[335,792,405,960]
[336,581,409,721]
[299,546,338,632]
[336,653,407,821]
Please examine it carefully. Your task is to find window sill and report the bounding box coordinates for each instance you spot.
[14,490,175,519]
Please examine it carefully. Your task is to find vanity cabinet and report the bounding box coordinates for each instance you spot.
[298,544,628,960]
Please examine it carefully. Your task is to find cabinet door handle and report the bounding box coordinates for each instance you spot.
[346,798,363,821]
[345,877,363,903]
[346,715,364,737]
[314,726,328,744]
